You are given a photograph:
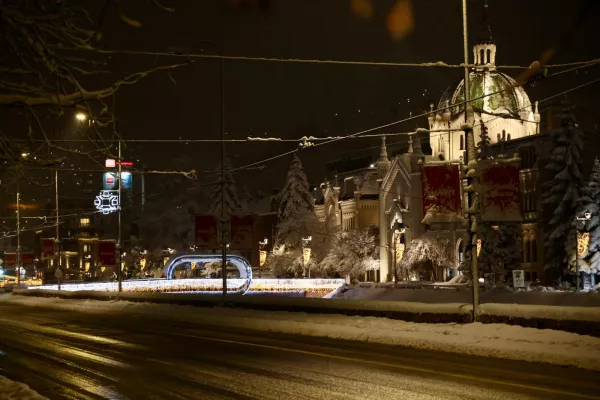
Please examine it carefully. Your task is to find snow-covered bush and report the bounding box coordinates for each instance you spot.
[397,235,453,281]
[320,229,378,279]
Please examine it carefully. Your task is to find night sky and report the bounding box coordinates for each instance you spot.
[4,0,600,206]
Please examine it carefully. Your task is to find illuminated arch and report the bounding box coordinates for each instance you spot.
[164,254,252,295]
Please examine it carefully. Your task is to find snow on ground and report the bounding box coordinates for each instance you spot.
[0,375,47,400]
[3,294,600,371]
[335,285,600,307]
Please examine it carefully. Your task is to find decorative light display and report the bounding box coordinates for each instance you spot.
[259,250,267,267]
[94,190,119,214]
[477,239,482,256]
[303,248,311,265]
[578,232,590,257]
[27,278,345,296]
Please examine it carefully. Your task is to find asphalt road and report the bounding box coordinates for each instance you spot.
[0,302,599,400]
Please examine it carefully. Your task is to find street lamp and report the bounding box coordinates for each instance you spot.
[302,236,312,278]
[75,112,87,122]
[575,211,592,291]
[258,238,268,278]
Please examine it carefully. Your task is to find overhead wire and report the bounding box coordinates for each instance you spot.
[53,46,600,71]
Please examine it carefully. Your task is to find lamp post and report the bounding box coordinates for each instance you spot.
[75,112,123,292]
[258,238,268,278]
[302,236,312,278]
[193,40,227,299]
[575,211,592,292]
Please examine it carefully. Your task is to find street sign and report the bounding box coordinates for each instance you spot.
[512,270,525,288]
[54,269,62,279]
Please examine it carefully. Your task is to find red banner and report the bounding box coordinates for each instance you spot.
[230,215,254,250]
[99,241,116,266]
[481,161,522,221]
[42,238,55,258]
[22,253,34,266]
[195,215,218,249]
[4,253,16,268]
[421,164,462,217]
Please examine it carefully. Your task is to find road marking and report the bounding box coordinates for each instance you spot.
[170,332,600,400]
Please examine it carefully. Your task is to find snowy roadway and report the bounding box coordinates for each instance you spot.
[1,299,600,399]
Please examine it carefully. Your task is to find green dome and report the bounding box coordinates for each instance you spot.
[439,70,531,118]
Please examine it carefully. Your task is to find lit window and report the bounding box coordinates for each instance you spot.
[80,217,90,227]
[83,244,89,252]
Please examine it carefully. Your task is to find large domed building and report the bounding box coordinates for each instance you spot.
[427,38,540,162]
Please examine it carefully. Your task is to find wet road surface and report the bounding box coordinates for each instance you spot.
[0,301,599,399]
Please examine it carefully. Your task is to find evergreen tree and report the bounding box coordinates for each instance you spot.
[276,155,315,248]
[477,120,492,160]
[541,106,584,275]
[277,154,314,221]
[209,158,242,217]
[580,157,600,273]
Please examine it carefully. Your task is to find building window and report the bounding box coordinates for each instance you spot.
[497,133,501,142]
[531,235,537,262]
[83,244,89,253]
[507,133,511,140]
[80,217,90,227]
[486,49,491,64]
[459,135,464,151]
[480,49,485,64]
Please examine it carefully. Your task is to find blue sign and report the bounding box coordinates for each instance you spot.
[120,172,132,190]
[102,172,132,190]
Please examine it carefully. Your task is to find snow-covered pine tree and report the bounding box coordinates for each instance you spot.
[541,105,584,275]
[580,157,600,273]
[277,154,313,221]
[477,120,492,160]
[276,155,315,248]
[209,157,242,217]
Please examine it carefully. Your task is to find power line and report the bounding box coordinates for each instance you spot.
[55,46,600,71]
[230,73,600,173]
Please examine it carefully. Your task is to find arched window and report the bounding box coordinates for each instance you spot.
[523,236,530,263]
[480,49,485,64]
[531,234,537,262]
[459,135,464,150]
[497,133,501,142]
[486,49,491,64]
[507,133,511,140]
[502,130,506,141]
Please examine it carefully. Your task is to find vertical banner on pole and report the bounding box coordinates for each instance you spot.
[230,215,254,250]
[195,215,218,249]
[421,164,462,217]
[41,238,55,259]
[99,241,116,266]
[480,160,522,222]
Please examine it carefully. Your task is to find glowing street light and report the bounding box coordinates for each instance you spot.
[75,112,88,121]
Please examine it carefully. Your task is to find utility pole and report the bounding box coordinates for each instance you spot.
[462,0,480,320]
[117,139,123,293]
[16,180,21,287]
[55,169,61,290]
[195,41,227,298]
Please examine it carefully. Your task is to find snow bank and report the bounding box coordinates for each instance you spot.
[480,303,600,322]
[3,295,600,371]
[0,375,47,400]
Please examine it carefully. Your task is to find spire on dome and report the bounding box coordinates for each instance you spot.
[479,0,493,45]
[473,0,497,67]
[375,136,391,178]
